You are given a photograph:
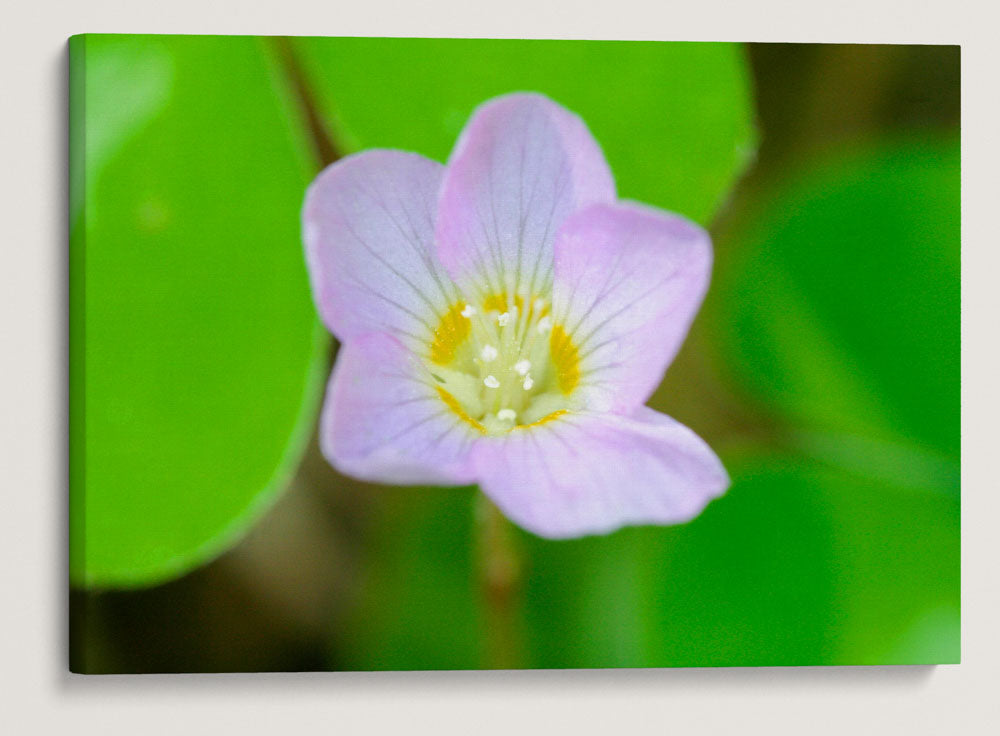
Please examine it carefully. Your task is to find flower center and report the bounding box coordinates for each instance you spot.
[426,292,578,435]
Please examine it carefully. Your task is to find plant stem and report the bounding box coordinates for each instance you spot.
[268,36,341,168]
[476,493,525,669]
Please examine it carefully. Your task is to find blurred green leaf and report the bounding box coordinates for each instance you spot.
[877,605,960,665]
[678,136,962,665]
[72,36,173,230]
[332,487,484,670]
[519,452,837,668]
[292,38,757,225]
[518,449,958,667]
[818,458,960,664]
[71,35,328,587]
[715,138,960,466]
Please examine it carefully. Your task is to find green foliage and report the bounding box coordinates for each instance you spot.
[70,35,328,587]
[520,453,838,667]
[716,139,961,463]
[516,449,953,667]
[331,488,484,670]
[293,37,757,225]
[71,36,172,231]
[705,137,961,663]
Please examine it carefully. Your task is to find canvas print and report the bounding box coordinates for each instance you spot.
[69,36,959,672]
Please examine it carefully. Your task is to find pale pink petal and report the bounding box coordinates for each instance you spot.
[435,93,615,298]
[551,202,712,413]
[471,407,728,539]
[321,333,480,486]
[303,150,457,347]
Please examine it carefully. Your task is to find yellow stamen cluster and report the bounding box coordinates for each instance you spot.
[427,292,578,434]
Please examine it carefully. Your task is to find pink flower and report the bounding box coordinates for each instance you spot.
[303,93,728,538]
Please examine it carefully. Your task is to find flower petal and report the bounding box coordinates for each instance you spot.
[551,202,713,413]
[472,407,728,538]
[435,93,615,300]
[321,333,480,486]
[303,150,457,346]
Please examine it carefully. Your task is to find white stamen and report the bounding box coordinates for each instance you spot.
[533,297,547,310]
[536,315,553,334]
[480,344,498,362]
[497,312,511,327]
[522,375,534,391]
[484,375,500,389]
[497,408,517,423]
[514,359,532,376]
[461,304,476,318]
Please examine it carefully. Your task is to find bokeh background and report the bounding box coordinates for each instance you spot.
[69,37,959,672]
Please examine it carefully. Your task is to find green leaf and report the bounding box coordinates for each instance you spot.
[518,451,838,668]
[817,457,960,665]
[518,449,958,667]
[714,138,960,465]
[71,35,173,231]
[71,35,328,587]
[660,138,962,665]
[292,38,757,225]
[330,487,484,670]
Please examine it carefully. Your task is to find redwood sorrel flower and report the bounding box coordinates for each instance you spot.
[303,93,728,538]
